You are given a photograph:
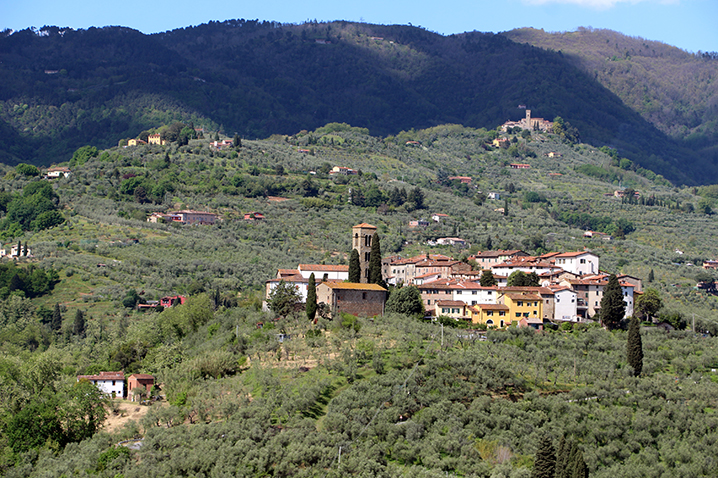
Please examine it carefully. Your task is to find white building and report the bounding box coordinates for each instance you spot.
[549,251,599,276]
[77,371,125,398]
[451,282,498,306]
[297,264,349,281]
[551,286,578,322]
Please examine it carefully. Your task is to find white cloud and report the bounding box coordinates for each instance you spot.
[521,0,679,9]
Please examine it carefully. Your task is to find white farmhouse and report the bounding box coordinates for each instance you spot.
[77,371,125,398]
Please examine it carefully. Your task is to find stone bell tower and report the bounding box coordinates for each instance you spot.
[352,223,377,283]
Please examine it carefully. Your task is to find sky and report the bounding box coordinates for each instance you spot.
[2,0,717,54]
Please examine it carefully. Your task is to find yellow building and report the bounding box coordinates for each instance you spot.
[468,303,510,327]
[499,292,542,325]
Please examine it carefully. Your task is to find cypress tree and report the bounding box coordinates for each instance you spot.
[532,434,556,478]
[599,274,625,330]
[555,435,569,478]
[51,303,62,332]
[349,249,361,283]
[627,316,644,376]
[369,233,385,288]
[306,273,317,322]
[73,309,86,338]
[485,235,493,250]
[571,448,589,478]
[648,268,654,282]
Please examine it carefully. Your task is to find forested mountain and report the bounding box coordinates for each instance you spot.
[0,21,715,184]
[502,27,718,151]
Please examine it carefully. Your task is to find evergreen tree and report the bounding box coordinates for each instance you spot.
[51,303,62,332]
[600,274,625,330]
[349,249,361,283]
[627,316,643,376]
[233,134,242,148]
[369,233,385,288]
[479,269,497,287]
[532,434,556,478]
[408,187,424,209]
[504,198,509,216]
[647,268,654,282]
[306,273,317,322]
[571,448,589,478]
[485,235,493,250]
[73,309,86,338]
[555,435,569,478]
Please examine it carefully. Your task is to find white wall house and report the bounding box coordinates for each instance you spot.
[77,371,125,398]
[297,264,349,281]
[451,284,498,306]
[553,252,599,276]
[552,287,578,322]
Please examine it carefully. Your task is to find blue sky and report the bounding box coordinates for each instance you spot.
[2,0,717,53]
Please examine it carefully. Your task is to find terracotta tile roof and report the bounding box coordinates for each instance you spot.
[77,371,125,381]
[553,251,596,258]
[503,293,541,301]
[476,303,510,310]
[321,282,386,291]
[128,374,154,380]
[436,300,466,307]
[353,223,377,229]
[298,264,349,272]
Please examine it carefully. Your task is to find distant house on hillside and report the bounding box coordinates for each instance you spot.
[148,134,167,146]
[46,166,71,178]
[77,371,125,398]
[316,282,387,317]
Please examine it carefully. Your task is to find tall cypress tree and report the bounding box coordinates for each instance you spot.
[555,435,569,478]
[571,448,589,478]
[73,309,86,338]
[369,233,385,288]
[349,249,361,283]
[306,273,317,322]
[600,274,625,330]
[51,303,62,332]
[532,434,556,478]
[627,316,643,376]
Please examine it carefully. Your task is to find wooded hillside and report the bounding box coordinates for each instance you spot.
[0,21,714,184]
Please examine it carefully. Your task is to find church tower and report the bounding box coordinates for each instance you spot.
[352,223,377,283]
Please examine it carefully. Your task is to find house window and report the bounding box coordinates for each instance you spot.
[523,313,529,317]
[365,235,371,247]
[534,302,538,306]
[516,312,521,318]
[486,319,494,325]
[452,308,460,314]
[362,292,367,300]
[112,381,116,386]
[580,259,586,264]
[472,301,477,305]
[472,291,477,295]
[457,290,462,294]
[488,291,492,295]
[365,252,370,262]
[499,311,505,316]
[487,311,493,316]
[442,308,450,314]
[517,301,523,306]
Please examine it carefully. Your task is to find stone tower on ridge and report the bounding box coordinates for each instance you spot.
[352,223,377,283]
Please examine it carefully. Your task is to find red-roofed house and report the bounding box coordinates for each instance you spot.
[127,374,155,401]
[435,300,468,319]
[468,303,510,327]
[297,264,349,281]
[77,371,125,398]
[316,282,387,317]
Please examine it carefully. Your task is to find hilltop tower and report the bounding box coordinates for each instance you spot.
[352,223,377,283]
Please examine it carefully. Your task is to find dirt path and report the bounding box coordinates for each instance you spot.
[104,400,153,433]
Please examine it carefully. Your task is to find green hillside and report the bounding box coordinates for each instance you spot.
[0,21,713,184]
[3,124,718,476]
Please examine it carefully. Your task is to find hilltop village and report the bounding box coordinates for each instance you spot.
[267,223,640,330]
